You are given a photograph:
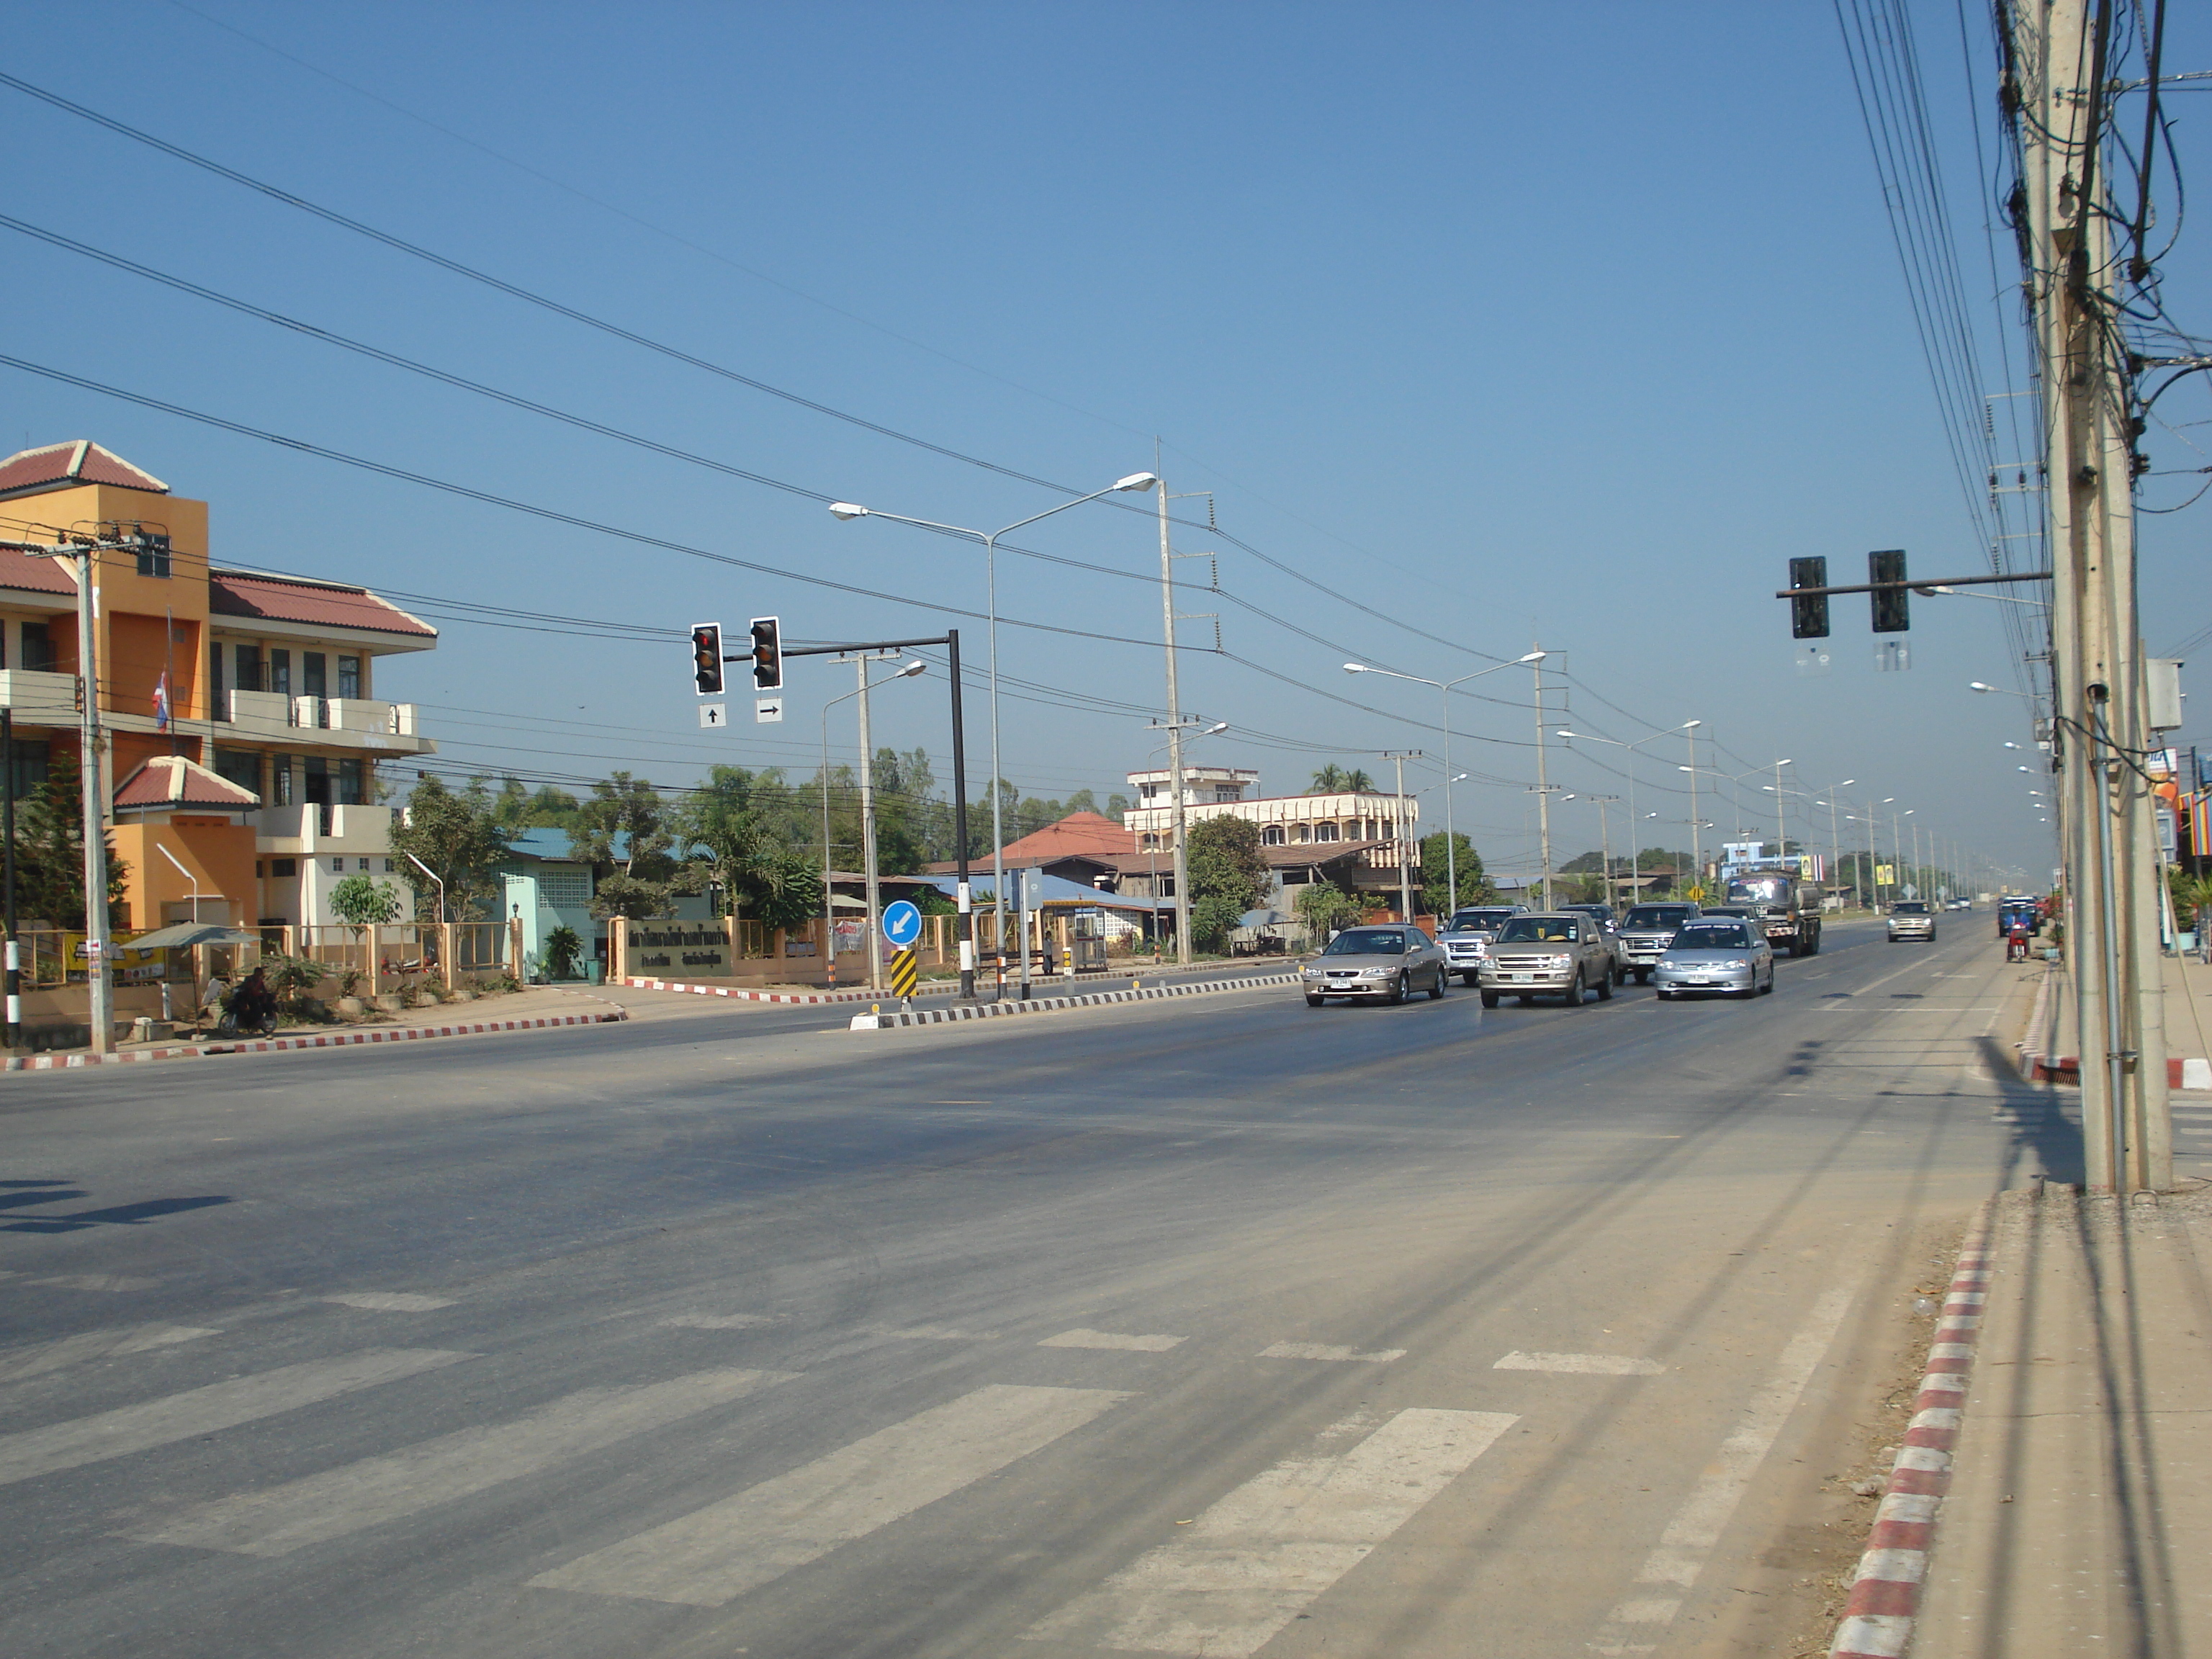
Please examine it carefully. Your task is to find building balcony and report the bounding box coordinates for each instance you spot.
[0,667,82,723]
[254,801,396,853]
[219,689,431,752]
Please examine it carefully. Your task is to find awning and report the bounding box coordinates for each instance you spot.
[120,922,264,950]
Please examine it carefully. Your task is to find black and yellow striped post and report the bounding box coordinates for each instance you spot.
[889,947,919,1004]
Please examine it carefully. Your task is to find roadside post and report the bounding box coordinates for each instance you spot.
[883,900,922,1009]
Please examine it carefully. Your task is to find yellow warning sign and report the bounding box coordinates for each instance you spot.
[889,948,919,1000]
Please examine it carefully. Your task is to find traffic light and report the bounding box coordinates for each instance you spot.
[690,622,724,695]
[749,616,783,691]
[1789,556,1830,639]
[1869,549,1910,632]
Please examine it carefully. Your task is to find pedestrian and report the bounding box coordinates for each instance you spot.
[230,966,279,1037]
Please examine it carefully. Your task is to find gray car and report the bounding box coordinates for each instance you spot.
[1887,901,1937,943]
[1478,912,1617,1007]
[1654,916,1775,999]
[1617,902,1701,984]
[1303,925,1451,1006]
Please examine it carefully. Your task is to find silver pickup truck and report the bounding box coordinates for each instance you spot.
[1616,901,1701,984]
[1440,904,1528,985]
[1478,912,1619,1007]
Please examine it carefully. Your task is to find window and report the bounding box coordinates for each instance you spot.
[1262,825,1286,846]
[234,644,263,693]
[273,755,294,806]
[338,655,361,699]
[1314,822,1340,842]
[359,858,371,871]
[331,858,346,873]
[212,748,262,799]
[303,652,327,698]
[1213,786,1239,802]
[207,643,228,720]
[338,758,365,805]
[539,869,590,910]
[269,858,297,877]
[135,541,171,577]
[268,649,291,696]
[21,621,55,674]
[1291,824,1310,844]
[384,859,396,873]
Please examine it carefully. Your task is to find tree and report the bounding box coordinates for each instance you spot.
[1310,764,1349,793]
[575,772,696,917]
[329,873,403,935]
[12,750,127,930]
[488,776,581,833]
[1418,832,1491,916]
[1187,819,1271,950]
[387,775,511,922]
[1343,768,1375,793]
[1106,792,1133,822]
[1294,880,1367,943]
[674,765,824,929]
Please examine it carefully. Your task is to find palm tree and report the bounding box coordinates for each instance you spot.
[1342,768,1375,793]
[1310,764,1349,793]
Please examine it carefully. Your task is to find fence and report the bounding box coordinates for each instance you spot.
[6,918,522,998]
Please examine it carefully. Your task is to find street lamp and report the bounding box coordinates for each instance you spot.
[1344,649,1542,915]
[1555,719,1698,912]
[819,659,926,991]
[832,472,1158,987]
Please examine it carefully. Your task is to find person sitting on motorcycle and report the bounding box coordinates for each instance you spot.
[228,967,279,1036]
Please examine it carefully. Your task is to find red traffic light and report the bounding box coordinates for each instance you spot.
[691,622,724,695]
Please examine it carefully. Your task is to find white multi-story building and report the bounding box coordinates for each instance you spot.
[1121,768,1420,886]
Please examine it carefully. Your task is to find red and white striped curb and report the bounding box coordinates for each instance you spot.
[1827,1206,1995,1659]
[4,1010,627,1071]
[2020,1051,2208,1089]
[626,969,1281,1007]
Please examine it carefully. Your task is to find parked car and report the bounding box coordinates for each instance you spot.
[1654,915,1775,999]
[1887,900,1937,943]
[1302,925,1451,1006]
[1441,904,1527,985]
[1478,912,1617,1007]
[1617,902,1701,984]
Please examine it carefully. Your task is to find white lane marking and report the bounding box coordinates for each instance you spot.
[27,1273,160,1292]
[1592,1282,1858,1643]
[871,1325,1000,1341]
[127,1367,795,1556]
[0,1348,472,1487]
[530,1382,1131,1606]
[1040,1329,1184,1352]
[1023,1407,1517,1656]
[1256,1341,1405,1364]
[323,1292,455,1313]
[0,1324,217,1384]
[660,1314,773,1330]
[1493,1350,1664,1376]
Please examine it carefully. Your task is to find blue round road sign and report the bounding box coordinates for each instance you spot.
[881,899,923,948]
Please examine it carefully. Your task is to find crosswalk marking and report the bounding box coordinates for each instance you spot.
[26,1273,160,1292]
[1493,1350,1665,1376]
[1022,1407,1517,1656]
[873,1324,999,1341]
[1040,1329,1183,1352]
[126,1367,795,1557]
[1256,1341,1405,1364]
[529,1382,1132,1607]
[323,1292,455,1312]
[0,1323,217,1384]
[0,1348,472,1488]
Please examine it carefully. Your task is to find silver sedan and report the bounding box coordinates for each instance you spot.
[1303,925,1451,1006]
[1653,917,1775,1000]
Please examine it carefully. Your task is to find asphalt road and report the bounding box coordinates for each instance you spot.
[0,919,2071,1659]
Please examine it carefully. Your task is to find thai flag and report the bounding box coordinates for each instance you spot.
[153,670,171,732]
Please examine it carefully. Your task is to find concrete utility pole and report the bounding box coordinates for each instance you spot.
[1155,448,1192,966]
[1383,751,1420,921]
[855,655,882,994]
[1530,644,1555,909]
[2013,0,2171,1191]
[1586,795,1621,912]
[1683,721,1703,897]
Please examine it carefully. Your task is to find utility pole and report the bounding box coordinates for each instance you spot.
[1587,795,1621,912]
[2013,0,2172,1192]
[1383,751,1420,921]
[1773,759,1789,852]
[4,709,17,1050]
[855,655,883,994]
[1530,644,1555,909]
[1683,723,1702,899]
[1155,444,1192,966]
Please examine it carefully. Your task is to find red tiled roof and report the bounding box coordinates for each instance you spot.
[921,811,1138,875]
[0,441,169,500]
[0,544,78,597]
[113,755,261,811]
[210,571,436,639]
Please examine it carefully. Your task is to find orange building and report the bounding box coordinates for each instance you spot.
[0,441,439,930]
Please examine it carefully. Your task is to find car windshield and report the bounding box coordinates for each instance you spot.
[1497,917,1577,943]
[1672,923,1751,950]
[1448,910,1514,931]
[1893,902,1928,914]
[1727,876,1791,904]
[1624,906,1694,929]
[1325,928,1408,956]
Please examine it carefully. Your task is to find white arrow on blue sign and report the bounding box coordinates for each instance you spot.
[881,900,923,949]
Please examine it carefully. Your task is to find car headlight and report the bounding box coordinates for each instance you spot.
[1303,967,1322,979]
[1363,966,1395,979]
[1719,958,1748,969]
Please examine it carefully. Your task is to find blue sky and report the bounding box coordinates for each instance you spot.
[6,1,2208,884]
